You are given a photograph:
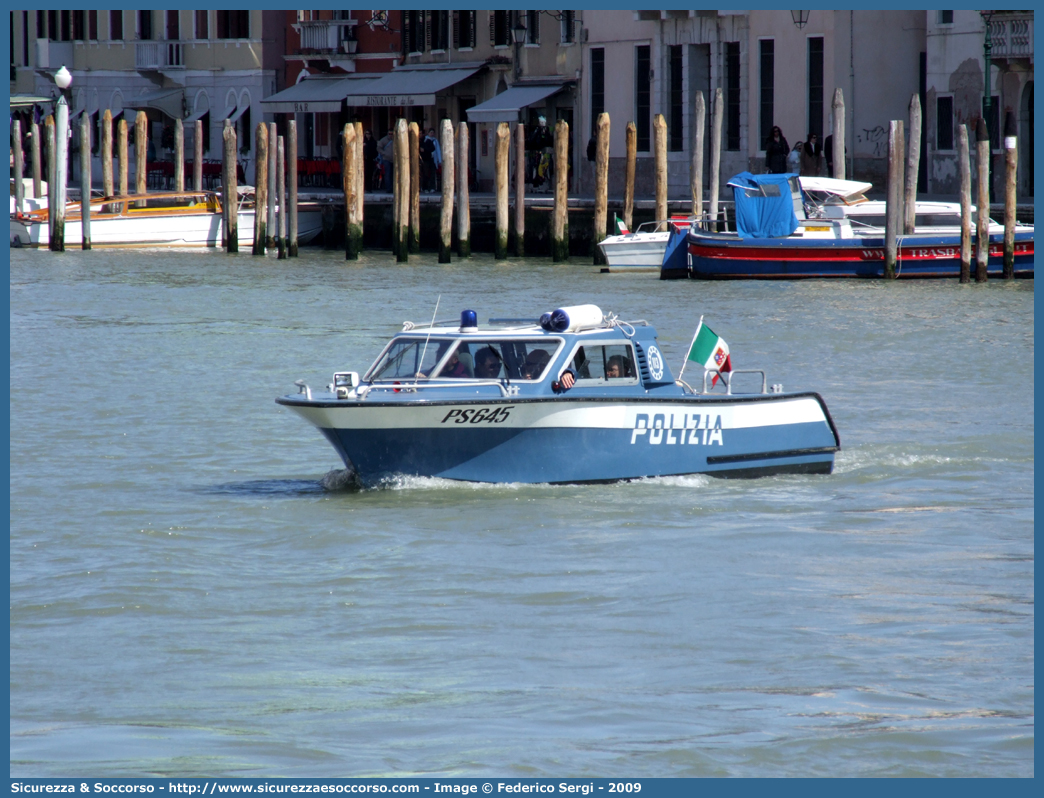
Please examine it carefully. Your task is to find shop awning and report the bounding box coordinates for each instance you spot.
[10,94,54,109]
[260,76,381,114]
[344,65,482,108]
[228,105,249,124]
[123,88,184,120]
[465,83,568,123]
[183,107,209,124]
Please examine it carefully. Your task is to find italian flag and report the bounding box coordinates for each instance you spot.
[614,215,630,235]
[686,317,732,385]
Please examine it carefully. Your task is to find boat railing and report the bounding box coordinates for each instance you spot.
[702,368,768,395]
[362,379,520,398]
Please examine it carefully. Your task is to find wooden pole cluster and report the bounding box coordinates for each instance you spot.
[904,94,921,234]
[975,117,990,282]
[832,88,845,181]
[653,113,667,223]
[514,122,525,257]
[289,120,299,256]
[79,112,92,250]
[551,119,569,262]
[174,118,184,192]
[593,112,610,264]
[117,118,128,196]
[1002,110,1017,279]
[456,121,470,257]
[134,110,147,202]
[623,122,636,231]
[494,122,510,259]
[344,123,362,260]
[267,122,277,248]
[409,122,421,253]
[223,124,238,252]
[101,111,113,199]
[439,118,455,263]
[691,91,705,220]
[45,116,55,244]
[254,122,268,255]
[277,134,287,259]
[193,120,203,192]
[709,88,723,230]
[884,119,903,279]
[13,120,24,213]
[958,124,972,283]
[31,120,42,199]
[395,118,409,262]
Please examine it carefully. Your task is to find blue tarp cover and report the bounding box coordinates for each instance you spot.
[728,172,799,239]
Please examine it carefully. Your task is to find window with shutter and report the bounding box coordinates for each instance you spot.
[424,10,431,51]
[560,11,575,45]
[526,10,539,45]
[489,10,495,45]
[88,10,97,40]
[452,10,459,49]
[402,11,410,55]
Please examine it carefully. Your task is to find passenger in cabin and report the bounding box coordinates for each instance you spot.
[521,349,550,379]
[605,355,633,379]
[474,347,502,379]
[437,348,472,378]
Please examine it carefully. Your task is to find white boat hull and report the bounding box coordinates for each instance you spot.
[597,232,671,270]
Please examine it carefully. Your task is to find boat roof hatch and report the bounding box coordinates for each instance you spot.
[726,172,800,239]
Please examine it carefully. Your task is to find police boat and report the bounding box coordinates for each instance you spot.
[276,305,840,485]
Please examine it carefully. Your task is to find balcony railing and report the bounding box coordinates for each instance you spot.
[989,14,1033,61]
[294,20,355,53]
[136,41,185,71]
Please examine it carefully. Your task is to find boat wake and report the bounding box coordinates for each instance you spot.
[203,478,328,496]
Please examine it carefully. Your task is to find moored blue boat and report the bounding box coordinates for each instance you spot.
[276,306,840,485]
[666,172,1034,279]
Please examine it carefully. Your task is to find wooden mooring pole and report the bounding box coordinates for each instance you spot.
[1002,111,1017,279]
[344,123,362,260]
[174,119,184,192]
[552,119,569,262]
[439,118,455,263]
[79,112,91,250]
[709,88,723,230]
[691,91,705,220]
[593,112,610,265]
[134,110,147,204]
[31,120,42,199]
[45,116,55,245]
[832,88,846,181]
[653,113,667,224]
[904,94,921,234]
[101,111,113,199]
[623,121,636,231]
[266,122,277,249]
[884,120,902,279]
[13,119,24,213]
[975,117,989,282]
[353,121,363,256]
[223,124,238,253]
[958,124,972,283]
[277,134,287,259]
[254,123,268,255]
[395,118,409,262]
[494,122,510,259]
[408,122,420,253]
[193,120,203,193]
[52,106,67,252]
[117,118,128,197]
[288,120,299,256]
[513,122,525,257]
[456,122,470,258]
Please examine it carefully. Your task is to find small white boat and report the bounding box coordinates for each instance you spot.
[10,189,323,249]
[598,218,694,272]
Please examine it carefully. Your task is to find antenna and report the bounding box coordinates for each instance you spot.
[416,295,441,383]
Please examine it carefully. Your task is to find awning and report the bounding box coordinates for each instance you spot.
[10,94,54,109]
[123,88,184,120]
[465,83,567,123]
[260,76,376,114]
[215,105,237,122]
[228,105,249,124]
[344,65,482,108]
[183,108,209,124]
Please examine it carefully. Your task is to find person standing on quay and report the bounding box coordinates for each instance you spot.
[801,133,823,176]
[764,126,789,173]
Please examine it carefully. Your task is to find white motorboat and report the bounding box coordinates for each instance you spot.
[598,218,693,272]
[10,189,323,249]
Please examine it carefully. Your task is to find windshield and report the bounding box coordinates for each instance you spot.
[367,337,562,382]
[368,338,451,381]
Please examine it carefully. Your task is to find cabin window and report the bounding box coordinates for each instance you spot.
[567,344,638,385]
[368,338,562,382]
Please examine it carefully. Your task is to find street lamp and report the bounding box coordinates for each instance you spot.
[512,15,527,80]
[791,11,810,29]
[51,65,73,251]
